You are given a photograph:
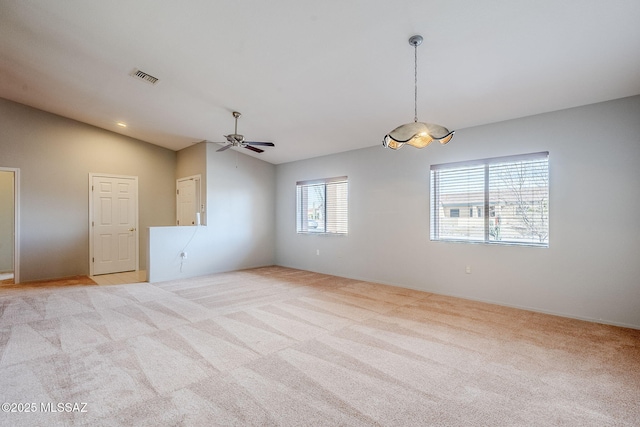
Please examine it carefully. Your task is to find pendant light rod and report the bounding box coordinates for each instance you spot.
[409,35,423,123]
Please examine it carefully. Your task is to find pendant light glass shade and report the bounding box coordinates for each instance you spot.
[383,35,454,150]
[383,122,454,149]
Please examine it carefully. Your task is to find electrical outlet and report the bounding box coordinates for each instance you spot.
[465,265,471,274]
[316,249,320,256]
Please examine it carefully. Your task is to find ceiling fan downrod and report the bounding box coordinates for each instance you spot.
[232,111,241,136]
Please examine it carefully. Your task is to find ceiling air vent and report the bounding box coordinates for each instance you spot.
[130,68,159,85]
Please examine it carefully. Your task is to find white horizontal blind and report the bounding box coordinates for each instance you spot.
[296,176,348,235]
[431,152,549,246]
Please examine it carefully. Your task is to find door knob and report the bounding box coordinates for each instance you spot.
[129,228,136,232]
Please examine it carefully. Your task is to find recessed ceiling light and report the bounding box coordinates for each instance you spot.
[117,122,127,128]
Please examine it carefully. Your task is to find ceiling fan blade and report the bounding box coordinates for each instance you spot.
[244,145,264,153]
[244,141,275,147]
[217,144,233,152]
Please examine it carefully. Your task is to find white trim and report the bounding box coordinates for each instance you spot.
[296,175,348,186]
[0,167,20,284]
[430,151,549,170]
[89,173,139,276]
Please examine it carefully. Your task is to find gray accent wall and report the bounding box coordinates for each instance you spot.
[275,96,640,328]
[0,98,177,282]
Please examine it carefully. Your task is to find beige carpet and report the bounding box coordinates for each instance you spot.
[0,266,638,426]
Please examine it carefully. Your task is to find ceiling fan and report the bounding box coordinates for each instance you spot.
[214,111,275,153]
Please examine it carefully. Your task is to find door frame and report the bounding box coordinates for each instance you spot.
[0,167,20,284]
[88,173,139,276]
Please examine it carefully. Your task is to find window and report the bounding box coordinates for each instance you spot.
[430,152,549,246]
[296,176,348,235]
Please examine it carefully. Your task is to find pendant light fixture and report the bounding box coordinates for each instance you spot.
[383,35,454,150]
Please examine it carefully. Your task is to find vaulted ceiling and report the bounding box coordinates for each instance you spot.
[1,1,639,164]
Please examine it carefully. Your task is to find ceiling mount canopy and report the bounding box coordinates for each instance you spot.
[383,35,454,150]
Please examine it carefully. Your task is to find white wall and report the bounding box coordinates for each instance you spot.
[148,143,276,282]
[0,98,177,282]
[275,96,640,328]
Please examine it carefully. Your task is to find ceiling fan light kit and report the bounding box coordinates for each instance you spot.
[383,35,454,150]
[215,111,275,153]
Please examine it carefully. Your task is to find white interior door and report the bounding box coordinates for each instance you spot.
[176,175,201,226]
[91,174,138,275]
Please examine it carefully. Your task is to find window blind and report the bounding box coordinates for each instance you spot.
[431,152,549,246]
[296,176,348,235]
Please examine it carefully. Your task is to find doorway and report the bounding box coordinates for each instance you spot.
[177,175,202,226]
[0,167,19,284]
[89,174,138,276]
